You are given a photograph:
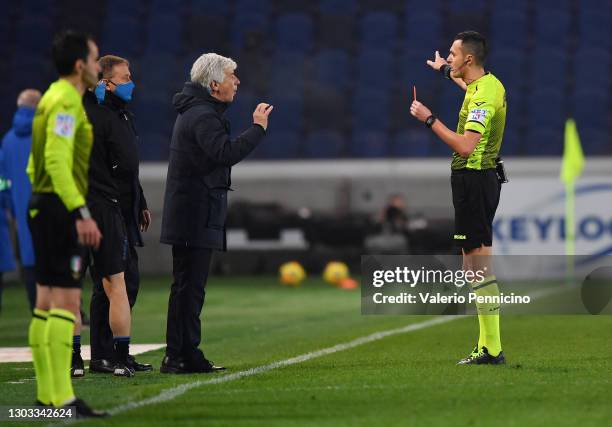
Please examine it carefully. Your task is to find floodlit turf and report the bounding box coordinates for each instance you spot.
[0,277,610,426]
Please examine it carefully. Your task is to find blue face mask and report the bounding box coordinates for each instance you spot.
[94,82,107,103]
[112,80,135,102]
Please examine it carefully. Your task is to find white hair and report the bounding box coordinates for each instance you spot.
[190,53,237,93]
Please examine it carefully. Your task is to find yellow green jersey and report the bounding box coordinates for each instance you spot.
[27,79,93,211]
[451,72,506,170]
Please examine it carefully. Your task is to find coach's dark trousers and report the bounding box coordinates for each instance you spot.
[165,246,212,362]
[89,245,140,360]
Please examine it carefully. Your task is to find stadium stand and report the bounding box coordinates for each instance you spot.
[1,0,609,159]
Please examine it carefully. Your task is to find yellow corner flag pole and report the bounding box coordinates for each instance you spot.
[560,119,585,285]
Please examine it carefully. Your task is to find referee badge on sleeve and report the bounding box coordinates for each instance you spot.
[468,109,487,125]
[54,113,76,137]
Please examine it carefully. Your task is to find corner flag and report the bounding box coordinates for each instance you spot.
[560,119,584,282]
[560,119,584,184]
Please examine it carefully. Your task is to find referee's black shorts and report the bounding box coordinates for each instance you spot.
[28,193,87,288]
[88,198,128,278]
[451,168,501,252]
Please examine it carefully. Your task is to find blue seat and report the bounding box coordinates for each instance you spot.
[357,49,394,90]
[399,51,439,95]
[360,12,398,50]
[103,16,143,57]
[231,13,268,52]
[106,0,144,15]
[15,16,53,53]
[534,9,570,47]
[146,14,182,54]
[404,0,441,14]
[257,131,301,159]
[580,0,610,14]
[276,13,313,53]
[352,89,391,132]
[22,0,53,15]
[490,10,528,51]
[579,11,610,49]
[405,11,441,53]
[447,0,486,12]
[580,128,610,155]
[349,132,389,158]
[391,130,432,157]
[572,89,607,130]
[312,49,351,91]
[527,89,565,131]
[266,93,303,132]
[485,0,527,12]
[531,47,567,90]
[235,0,270,16]
[191,0,231,16]
[535,0,570,10]
[524,128,563,156]
[320,0,357,15]
[304,131,346,158]
[574,48,610,88]
[138,54,182,89]
[270,52,306,97]
[488,48,523,91]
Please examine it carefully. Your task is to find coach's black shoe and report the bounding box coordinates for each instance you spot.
[71,352,85,377]
[188,357,226,373]
[65,397,109,418]
[89,358,115,374]
[160,356,188,374]
[457,346,506,365]
[127,354,153,372]
[113,362,136,377]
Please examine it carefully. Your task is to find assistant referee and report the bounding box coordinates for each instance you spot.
[26,30,106,417]
[410,31,507,365]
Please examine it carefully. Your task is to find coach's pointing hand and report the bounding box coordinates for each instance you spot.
[426,50,448,71]
[253,103,274,131]
[410,100,432,122]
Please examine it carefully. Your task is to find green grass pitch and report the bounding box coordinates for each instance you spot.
[0,276,610,426]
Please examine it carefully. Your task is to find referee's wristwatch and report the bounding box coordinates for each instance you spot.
[425,115,437,128]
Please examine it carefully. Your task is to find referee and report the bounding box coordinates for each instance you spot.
[410,31,506,365]
[26,31,106,416]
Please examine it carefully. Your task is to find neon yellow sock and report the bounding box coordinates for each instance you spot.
[470,276,502,356]
[477,314,485,350]
[46,309,76,406]
[28,309,53,405]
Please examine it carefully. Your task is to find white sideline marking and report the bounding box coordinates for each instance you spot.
[0,344,165,364]
[107,315,463,417]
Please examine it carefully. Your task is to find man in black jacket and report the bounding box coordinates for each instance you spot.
[83,55,152,377]
[160,53,272,373]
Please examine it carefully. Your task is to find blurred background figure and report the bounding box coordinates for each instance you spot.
[0,89,41,311]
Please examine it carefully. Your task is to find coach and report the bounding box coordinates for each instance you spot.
[160,53,272,373]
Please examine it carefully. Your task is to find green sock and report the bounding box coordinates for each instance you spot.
[28,309,53,405]
[470,276,502,356]
[46,309,76,406]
